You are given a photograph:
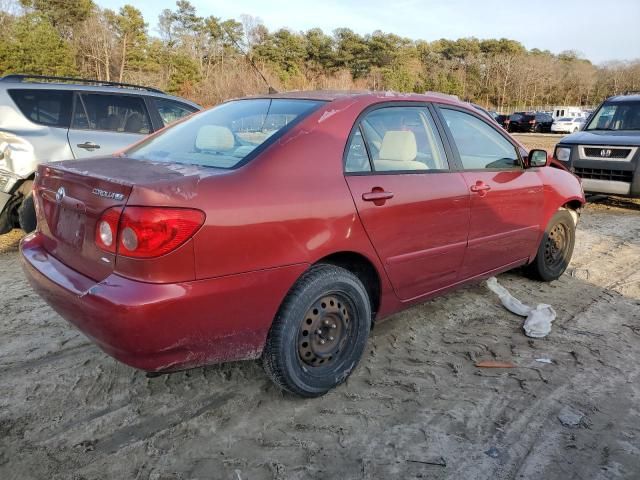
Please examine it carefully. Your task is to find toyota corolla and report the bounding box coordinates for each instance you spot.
[20,91,584,397]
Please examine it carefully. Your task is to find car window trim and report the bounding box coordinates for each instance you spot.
[432,103,525,172]
[342,102,454,176]
[70,91,155,134]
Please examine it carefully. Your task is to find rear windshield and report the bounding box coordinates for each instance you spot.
[127,98,324,168]
[586,101,640,131]
[8,89,72,128]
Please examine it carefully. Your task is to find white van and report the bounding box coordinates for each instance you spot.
[552,106,585,120]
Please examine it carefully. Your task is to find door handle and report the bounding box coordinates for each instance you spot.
[470,181,491,193]
[77,142,100,150]
[362,190,394,202]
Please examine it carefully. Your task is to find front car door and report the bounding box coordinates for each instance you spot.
[345,104,470,301]
[436,106,543,278]
[67,92,153,159]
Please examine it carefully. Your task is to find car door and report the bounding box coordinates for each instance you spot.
[67,92,153,159]
[436,106,543,278]
[345,105,470,301]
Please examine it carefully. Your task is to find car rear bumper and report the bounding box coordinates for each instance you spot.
[20,232,307,372]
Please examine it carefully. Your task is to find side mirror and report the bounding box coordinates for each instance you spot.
[526,149,549,168]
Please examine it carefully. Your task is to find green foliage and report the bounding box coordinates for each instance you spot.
[19,0,93,32]
[0,13,76,76]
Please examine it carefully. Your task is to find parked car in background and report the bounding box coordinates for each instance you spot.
[0,74,201,234]
[553,92,640,197]
[506,112,554,133]
[551,117,585,133]
[552,106,587,120]
[493,113,508,128]
[21,90,584,397]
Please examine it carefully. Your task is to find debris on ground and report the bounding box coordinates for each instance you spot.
[486,276,557,338]
[535,358,553,364]
[558,406,585,428]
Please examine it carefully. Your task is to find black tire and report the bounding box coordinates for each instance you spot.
[526,209,575,282]
[262,264,371,397]
[18,194,37,233]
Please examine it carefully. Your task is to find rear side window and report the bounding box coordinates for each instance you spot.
[8,89,72,128]
[154,98,198,126]
[353,106,448,172]
[127,99,323,169]
[72,93,151,134]
[441,108,520,170]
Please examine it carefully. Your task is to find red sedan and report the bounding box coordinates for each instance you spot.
[21,91,584,396]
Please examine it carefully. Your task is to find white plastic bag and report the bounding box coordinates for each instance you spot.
[486,277,556,338]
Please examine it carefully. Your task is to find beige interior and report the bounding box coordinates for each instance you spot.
[195,125,235,151]
[375,130,426,171]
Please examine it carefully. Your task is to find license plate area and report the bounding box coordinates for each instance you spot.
[55,206,85,247]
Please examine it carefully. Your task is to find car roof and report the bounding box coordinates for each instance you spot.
[606,93,640,102]
[0,75,201,108]
[241,89,470,106]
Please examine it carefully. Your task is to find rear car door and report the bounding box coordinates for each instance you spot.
[345,105,470,301]
[67,92,153,158]
[436,106,543,278]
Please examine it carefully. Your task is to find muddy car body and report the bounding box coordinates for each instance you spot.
[21,91,585,396]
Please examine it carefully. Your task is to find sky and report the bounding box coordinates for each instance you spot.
[96,0,640,64]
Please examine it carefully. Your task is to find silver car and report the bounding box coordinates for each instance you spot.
[0,74,201,233]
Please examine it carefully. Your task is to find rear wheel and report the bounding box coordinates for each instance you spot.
[526,209,576,281]
[18,194,37,233]
[262,264,371,397]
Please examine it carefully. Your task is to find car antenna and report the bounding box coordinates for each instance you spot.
[223,25,278,94]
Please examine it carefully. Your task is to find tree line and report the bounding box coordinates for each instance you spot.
[1,0,639,110]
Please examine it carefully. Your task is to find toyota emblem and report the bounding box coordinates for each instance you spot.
[600,149,612,158]
[56,186,66,203]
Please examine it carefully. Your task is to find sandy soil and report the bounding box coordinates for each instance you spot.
[512,133,566,152]
[1,198,639,480]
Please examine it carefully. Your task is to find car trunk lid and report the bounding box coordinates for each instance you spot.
[34,156,217,282]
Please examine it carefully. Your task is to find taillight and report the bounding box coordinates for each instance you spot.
[118,207,204,258]
[95,207,205,258]
[95,207,122,253]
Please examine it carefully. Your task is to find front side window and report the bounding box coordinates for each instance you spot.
[72,93,151,134]
[128,99,323,169]
[586,102,640,131]
[441,108,520,170]
[351,106,448,172]
[8,89,72,128]
[155,98,198,126]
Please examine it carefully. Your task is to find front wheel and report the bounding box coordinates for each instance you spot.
[525,209,576,281]
[262,264,371,397]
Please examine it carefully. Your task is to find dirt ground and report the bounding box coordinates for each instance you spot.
[1,196,640,479]
[512,133,566,152]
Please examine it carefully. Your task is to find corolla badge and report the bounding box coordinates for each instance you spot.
[55,187,65,203]
[92,188,125,201]
[600,149,612,158]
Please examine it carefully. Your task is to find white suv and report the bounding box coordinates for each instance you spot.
[0,74,201,233]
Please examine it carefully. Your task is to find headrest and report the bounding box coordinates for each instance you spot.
[378,130,417,162]
[195,125,235,151]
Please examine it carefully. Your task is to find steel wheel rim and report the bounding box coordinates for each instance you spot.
[544,223,568,269]
[298,294,353,368]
